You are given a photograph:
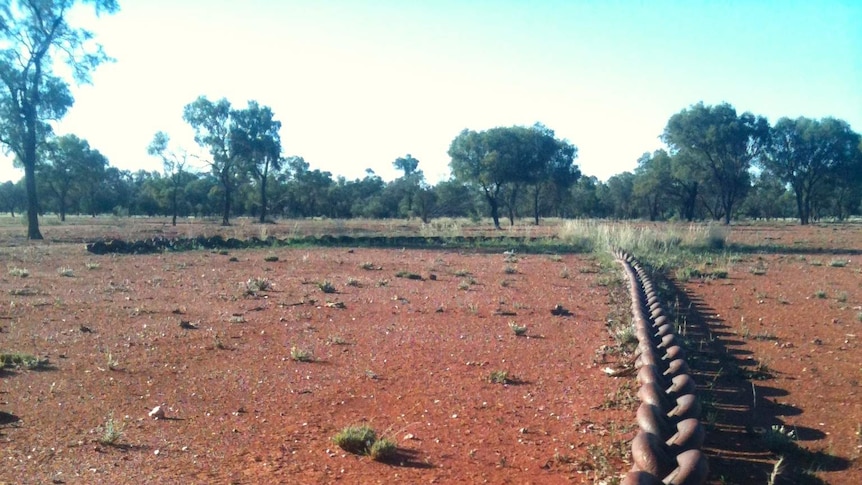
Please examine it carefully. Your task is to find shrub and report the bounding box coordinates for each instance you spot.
[333,425,377,454]
[489,370,511,384]
[369,438,397,461]
[508,322,527,336]
[318,280,336,293]
[7,267,29,277]
[290,346,313,362]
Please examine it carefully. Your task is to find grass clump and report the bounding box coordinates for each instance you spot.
[85,262,100,270]
[369,437,397,460]
[333,425,396,461]
[245,277,272,294]
[395,270,423,280]
[814,290,827,299]
[318,280,337,293]
[7,267,29,277]
[98,413,124,446]
[508,321,527,336]
[760,424,797,453]
[829,259,847,268]
[290,346,313,362]
[264,254,279,262]
[57,267,75,277]
[0,352,48,370]
[489,370,512,384]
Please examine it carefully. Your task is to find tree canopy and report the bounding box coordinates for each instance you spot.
[0,0,118,239]
[663,102,770,224]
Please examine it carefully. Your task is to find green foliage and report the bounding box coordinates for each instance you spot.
[664,102,770,224]
[395,271,422,280]
[289,346,313,362]
[0,352,48,370]
[318,280,336,293]
[508,321,527,336]
[448,124,579,227]
[0,0,118,239]
[7,267,28,277]
[489,370,511,384]
[98,413,124,446]
[763,117,862,225]
[332,425,377,455]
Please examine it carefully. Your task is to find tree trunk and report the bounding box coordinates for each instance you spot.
[486,196,501,229]
[221,177,231,226]
[171,185,178,226]
[259,172,268,223]
[24,161,43,239]
[795,189,808,225]
[532,186,540,225]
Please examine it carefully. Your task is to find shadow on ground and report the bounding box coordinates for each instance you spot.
[651,271,850,484]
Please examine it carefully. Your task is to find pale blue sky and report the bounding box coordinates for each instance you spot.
[2,0,860,184]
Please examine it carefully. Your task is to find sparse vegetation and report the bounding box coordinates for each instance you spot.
[57,267,75,277]
[7,267,29,277]
[508,321,527,336]
[829,259,847,268]
[489,370,511,384]
[814,290,827,299]
[98,413,124,446]
[245,277,272,294]
[318,280,336,293]
[264,254,279,262]
[0,352,48,370]
[85,262,100,270]
[332,425,395,461]
[290,346,313,362]
[395,270,422,280]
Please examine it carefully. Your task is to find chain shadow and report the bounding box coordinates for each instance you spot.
[652,270,850,484]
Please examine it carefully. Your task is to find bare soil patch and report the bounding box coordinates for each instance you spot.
[0,233,631,484]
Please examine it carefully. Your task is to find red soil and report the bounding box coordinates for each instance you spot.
[1,218,860,484]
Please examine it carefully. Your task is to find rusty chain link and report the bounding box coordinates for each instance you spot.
[614,250,708,485]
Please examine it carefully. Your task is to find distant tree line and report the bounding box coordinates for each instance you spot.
[2,3,861,239]
[2,100,860,227]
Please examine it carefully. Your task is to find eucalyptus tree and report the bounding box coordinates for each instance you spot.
[183,96,240,225]
[40,134,106,220]
[632,150,673,221]
[663,102,770,224]
[0,0,118,239]
[449,124,570,228]
[147,131,189,226]
[231,101,282,223]
[762,117,862,224]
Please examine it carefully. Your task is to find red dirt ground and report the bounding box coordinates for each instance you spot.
[0,225,632,484]
[1,218,861,484]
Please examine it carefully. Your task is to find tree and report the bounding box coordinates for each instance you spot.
[183,96,240,226]
[40,134,105,220]
[147,131,189,225]
[762,117,862,224]
[632,150,673,221]
[524,124,580,225]
[0,0,118,239]
[449,125,560,228]
[0,179,24,216]
[393,154,419,176]
[663,102,769,224]
[449,129,504,227]
[232,101,282,223]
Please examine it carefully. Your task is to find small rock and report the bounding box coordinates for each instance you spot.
[149,406,165,419]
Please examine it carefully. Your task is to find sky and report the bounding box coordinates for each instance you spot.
[1,0,860,184]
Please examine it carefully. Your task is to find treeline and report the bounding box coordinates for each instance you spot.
[1,100,860,227]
